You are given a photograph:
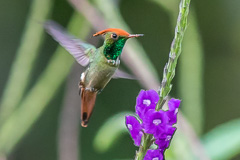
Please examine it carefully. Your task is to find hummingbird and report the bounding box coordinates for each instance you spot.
[44,21,143,127]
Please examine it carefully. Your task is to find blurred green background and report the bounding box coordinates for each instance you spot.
[0,0,240,160]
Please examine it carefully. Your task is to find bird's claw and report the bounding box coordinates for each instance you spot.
[85,87,98,92]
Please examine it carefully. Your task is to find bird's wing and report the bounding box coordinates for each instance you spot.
[112,69,136,80]
[44,21,96,67]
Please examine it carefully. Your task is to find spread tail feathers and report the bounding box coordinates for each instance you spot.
[80,88,97,127]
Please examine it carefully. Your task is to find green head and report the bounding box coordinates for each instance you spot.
[93,28,143,60]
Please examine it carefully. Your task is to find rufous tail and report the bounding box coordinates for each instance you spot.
[80,88,97,127]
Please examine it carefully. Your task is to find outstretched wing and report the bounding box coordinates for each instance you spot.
[44,21,96,67]
[112,69,136,80]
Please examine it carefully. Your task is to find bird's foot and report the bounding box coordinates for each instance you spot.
[78,84,83,95]
[98,89,103,94]
[85,87,98,92]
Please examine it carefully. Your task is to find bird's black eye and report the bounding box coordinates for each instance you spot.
[111,33,118,39]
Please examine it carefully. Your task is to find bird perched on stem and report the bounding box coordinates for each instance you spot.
[45,21,143,127]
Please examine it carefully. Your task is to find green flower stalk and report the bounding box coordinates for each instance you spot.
[156,0,191,110]
[130,0,191,159]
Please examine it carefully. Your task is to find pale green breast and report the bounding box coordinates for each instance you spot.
[83,48,118,91]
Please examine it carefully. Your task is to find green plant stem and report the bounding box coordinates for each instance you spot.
[156,0,191,110]
[153,0,204,135]
[135,0,192,158]
[0,0,53,123]
[135,134,153,160]
[153,0,204,136]
[0,12,90,154]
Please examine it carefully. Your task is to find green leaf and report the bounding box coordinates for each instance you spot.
[93,112,133,153]
[169,128,196,160]
[202,119,240,160]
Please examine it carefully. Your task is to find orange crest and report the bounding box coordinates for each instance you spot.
[93,28,130,37]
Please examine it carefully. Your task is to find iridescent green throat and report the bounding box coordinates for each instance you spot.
[103,38,127,60]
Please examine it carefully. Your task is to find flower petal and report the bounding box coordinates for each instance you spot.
[142,110,169,138]
[155,126,176,150]
[144,149,163,160]
[136,90,159,119]
[133,131,143,146]
[166,99,181,125]
[125,115,142,138]
[168,98,181,112]
[125,115,143,146]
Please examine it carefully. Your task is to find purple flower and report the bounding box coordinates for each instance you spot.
[135,90,159,119]
[125,89,181,158]
[168,98,181,112]
[133,132,143,146]
[155,126,176,150]
[125,115,143,146]
[166,99,181,125]
[144,149,163,160]
[142,109,169,138]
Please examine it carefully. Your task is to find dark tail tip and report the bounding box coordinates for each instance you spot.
[81,112,88,127]
[82,112,88,121]
[81,121,88,127]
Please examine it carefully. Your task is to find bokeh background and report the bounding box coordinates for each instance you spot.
[0,0,240,160]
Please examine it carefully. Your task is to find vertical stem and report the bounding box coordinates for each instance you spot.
[135,0,192,159]
[156,0,191,110]
[135,134,153,160]
[153,0,205,135]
